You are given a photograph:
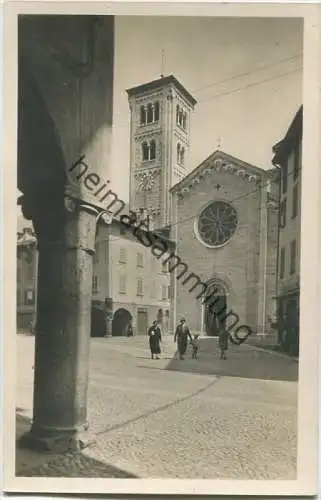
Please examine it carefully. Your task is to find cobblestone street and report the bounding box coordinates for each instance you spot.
[16,334,298,479]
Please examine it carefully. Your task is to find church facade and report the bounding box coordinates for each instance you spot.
[169,151,279,336]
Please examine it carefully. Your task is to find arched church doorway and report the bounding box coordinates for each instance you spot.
[112,308,132,337]
[204,283,228,337]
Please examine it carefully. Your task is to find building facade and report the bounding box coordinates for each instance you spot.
[169,151,279,336]
[17,222,171,337]
[93,222,171,336]
[272,106,302,355]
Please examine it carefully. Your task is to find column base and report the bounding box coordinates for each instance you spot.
[18,426,96,454]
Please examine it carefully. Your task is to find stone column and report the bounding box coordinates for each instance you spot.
[20,190,97,452]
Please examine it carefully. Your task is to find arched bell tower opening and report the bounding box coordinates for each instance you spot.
[204,281,229,337]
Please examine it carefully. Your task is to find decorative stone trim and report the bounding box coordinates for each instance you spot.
[134,130,162,141]
[175,157,262,198]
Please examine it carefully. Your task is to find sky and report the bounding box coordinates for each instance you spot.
[18,16,303,228]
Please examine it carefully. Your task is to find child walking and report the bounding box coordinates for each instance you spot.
[190,334,200,359]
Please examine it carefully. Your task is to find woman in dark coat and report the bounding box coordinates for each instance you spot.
[174,318,192,360]
[147,320,162,359]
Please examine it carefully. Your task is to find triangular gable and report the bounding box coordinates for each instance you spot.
[171,150,265,198]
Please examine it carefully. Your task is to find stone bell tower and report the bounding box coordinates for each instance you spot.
[126,75,197,230]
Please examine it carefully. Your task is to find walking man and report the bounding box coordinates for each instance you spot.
[174,318,192,360]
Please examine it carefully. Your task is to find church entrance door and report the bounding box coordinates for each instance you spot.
[204,285,227,337]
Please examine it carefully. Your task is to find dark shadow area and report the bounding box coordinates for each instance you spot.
[91,306,106,338]
[165,338,298,382]
[16,411,138,478]
[136,355,174,360]
[248,342,298,357]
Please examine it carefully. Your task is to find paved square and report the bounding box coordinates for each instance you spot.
[16,334,298,479]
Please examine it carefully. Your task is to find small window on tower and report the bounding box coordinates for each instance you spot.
[180,147,185,166]
[183,112,187,130]
[140,105,146,125]
[142,142,149,161]
[147,104,153,124]
[150,140,156,161]
[154,101,160,121]
[176,104,179,124]
[177,143,181,164]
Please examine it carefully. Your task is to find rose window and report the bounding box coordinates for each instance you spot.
[197,201,238,247]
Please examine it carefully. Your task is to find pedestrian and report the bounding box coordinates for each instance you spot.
[147,320,162,360]
[218,328,229,360]
[174,318,192,360]
[190,334,200,359]
[126,320,133,337]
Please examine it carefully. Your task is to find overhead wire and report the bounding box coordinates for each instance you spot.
[111,53,302,124]
[191,54,302,94]
[196,68,301,104]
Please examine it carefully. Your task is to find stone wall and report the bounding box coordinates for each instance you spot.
[170,154,279,336]
[173,167,261,334]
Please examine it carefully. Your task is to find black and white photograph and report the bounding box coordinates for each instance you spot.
[2,2,319,496]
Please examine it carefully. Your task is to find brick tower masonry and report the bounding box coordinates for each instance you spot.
[126,75,197,230]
